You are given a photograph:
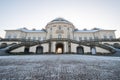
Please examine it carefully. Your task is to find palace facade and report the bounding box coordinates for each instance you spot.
[4,18,116,54]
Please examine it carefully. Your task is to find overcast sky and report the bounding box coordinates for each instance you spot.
[0,0,120,38]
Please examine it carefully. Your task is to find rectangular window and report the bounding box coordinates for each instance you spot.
[79,37,82,41]
[44,37,46,40]
[74,37,76,40]
[84,37,87,40]
[95,37,98,40]
[33,37,36,40]
[41,37,43,41]
[38,37,41,41]
[28,37,31,40]
[22,36,25,39]
[67,28,69,30]
[104,36,107,39]
[7,35,11,39]
[14,35,17,39]
[50,34,52,39]
[109,36,113,39]
[89,37,92,40]
[68,35,70,39]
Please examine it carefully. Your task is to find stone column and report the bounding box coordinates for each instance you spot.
[68,41,71,53]
[64,42,66,53]
[52,42,56,53]
[49,41,51,53]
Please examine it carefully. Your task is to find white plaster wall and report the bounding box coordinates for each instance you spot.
[46,23,74,39]
[30,45,37,53]
[11,46,25,52]
[82,45,91,53]
[64,42,67,53]
[66,42,69,53]
[42,43,49,53]
[51,42,56,52]
[71,43,78,53]
[96,47,110,53]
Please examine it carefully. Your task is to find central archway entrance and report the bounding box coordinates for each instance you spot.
[56,43,64,54]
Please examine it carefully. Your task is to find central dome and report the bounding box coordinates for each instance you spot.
[46,17,75,29]
[48,17,72,24]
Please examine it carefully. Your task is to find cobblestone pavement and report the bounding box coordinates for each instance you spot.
[0,55,120,80]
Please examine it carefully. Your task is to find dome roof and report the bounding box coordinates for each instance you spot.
[48,18,72,24]
[46,17,75,29]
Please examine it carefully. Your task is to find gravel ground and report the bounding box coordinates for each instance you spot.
[0,55,120,80]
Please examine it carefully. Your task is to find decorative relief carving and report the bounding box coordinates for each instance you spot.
[53,25,56,27]
[56,30,64,34]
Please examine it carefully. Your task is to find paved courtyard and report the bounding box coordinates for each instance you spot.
[0,55,120,80]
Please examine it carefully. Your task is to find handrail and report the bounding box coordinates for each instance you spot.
[0,38,120,42]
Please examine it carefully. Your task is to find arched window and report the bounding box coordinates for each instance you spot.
[58,34,62,39]
[59,25,61,30]
[50,34,52,39]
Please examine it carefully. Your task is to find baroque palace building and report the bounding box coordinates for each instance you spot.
[4,18,116,54]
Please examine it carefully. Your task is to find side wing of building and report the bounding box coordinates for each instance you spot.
[5,28,46,41]
[74,29,116,41]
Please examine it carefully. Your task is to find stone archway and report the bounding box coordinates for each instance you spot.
[56,43,64,54]
[36,46,43,54]
[77,46,84,54]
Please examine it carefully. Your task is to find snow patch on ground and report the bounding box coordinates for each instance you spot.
[0,55,120,80]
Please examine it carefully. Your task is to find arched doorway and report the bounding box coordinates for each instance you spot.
[77,46,84,54]
[36,46,43,54]
[90,46,96,54]
[24,46,30,53]
[56,43,64,54]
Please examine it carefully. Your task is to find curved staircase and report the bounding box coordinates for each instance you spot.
[0,39,118,54]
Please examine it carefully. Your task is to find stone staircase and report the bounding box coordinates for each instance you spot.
[0,38,118,54]
[95,43,116,53]
[6,41,39,53]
